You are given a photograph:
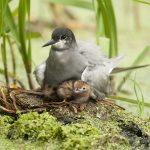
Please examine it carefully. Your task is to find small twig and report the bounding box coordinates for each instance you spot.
[16,107,46,113]
[20,89,44,95]
[0,105,15,114]
[42,102,67,108]
[99,99,125,110]
[10,91,19,111]
[49,99,67,105]
[0,87,10,108]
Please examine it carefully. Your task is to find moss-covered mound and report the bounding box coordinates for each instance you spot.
[0,100,150,150]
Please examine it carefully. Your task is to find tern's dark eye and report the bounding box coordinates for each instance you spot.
[60,35,67,40]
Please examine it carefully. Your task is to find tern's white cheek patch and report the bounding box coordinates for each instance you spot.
[53,40,66,49]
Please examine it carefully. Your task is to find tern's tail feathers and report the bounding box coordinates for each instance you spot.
[105,55,125,74]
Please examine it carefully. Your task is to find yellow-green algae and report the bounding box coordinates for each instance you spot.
[0,103,150,150]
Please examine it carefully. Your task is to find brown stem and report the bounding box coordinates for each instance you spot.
[27,73,35,89]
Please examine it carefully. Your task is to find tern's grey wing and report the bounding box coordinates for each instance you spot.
[33,62,46,86]
[82,65,110,94]
[81,55,124,97]
[77,40,108,65]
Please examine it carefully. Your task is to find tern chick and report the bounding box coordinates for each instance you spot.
[57,80,96,102]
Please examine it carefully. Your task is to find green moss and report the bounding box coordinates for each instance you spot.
[0,103,150,150]
[8,112,63,141]
[61,122,99,150]
[8,112,100,150]
[0,138,44,150]
[0,115,14,137]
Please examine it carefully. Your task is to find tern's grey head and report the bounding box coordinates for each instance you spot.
[43,27,77,50]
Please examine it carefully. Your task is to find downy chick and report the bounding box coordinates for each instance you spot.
[57,80,96,103]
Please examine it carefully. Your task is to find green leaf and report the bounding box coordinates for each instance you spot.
[0,0,9,36]
[1,36,6,64]
[18,0,34,89]
[1,35,9,85]
[26,0,30,16]
[4,5,19,43]
[109,95,150,108]
[132,76,145,116]
[96,0,118,57]
[105,0,118,57]
[46,0,93,10]
[18,0,27,57]
[133,0,150,5]
[18,0,31,73]
[26,0,32,69]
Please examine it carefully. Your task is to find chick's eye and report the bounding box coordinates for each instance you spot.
[82,87,86,90]
[60,35,67,40]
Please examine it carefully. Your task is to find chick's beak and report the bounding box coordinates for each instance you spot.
[42,39,56,47]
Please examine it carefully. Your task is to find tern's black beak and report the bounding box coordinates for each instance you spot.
[42,39,56,47]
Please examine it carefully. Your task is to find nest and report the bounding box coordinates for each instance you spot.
[0,83,124,117]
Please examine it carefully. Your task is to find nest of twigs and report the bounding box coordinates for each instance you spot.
[0,83,124,117]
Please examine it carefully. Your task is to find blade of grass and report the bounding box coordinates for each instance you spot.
[18,0,27,64]
[105,0,118,57]
[133,0,150,5]
[0,0,9,35]
[7,35,16,85]
[4,2,34,89]
[1,35,9,85]
[109,95,150,108]
[94,1,106,44]
[131,75,145,116]
[26,0,34,89]
[47,0,93,10]
[95,2,101,44]
[18,0,34,89]
[96,0,118,57]
[26,0,32,70]
[112,64,150,73]
[117,46,150,91]
[5,5,19,43]
[96,0,110,39]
